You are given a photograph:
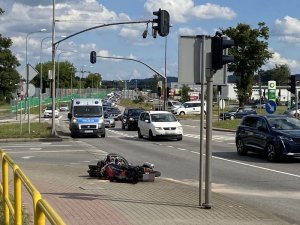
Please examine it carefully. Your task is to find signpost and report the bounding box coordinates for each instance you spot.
[268,80,276,102]
[266,100,277,114]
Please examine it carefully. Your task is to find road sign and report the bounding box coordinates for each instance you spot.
[19,64,38,81]
[266,100,277,114]
[268,80,276,89]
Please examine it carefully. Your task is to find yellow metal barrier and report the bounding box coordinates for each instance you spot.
[0,149,66,225]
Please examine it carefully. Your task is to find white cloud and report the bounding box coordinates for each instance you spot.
[144,0,236,23]
[273,16,300,45]
[265,50,300,73]
[177,27,208,36]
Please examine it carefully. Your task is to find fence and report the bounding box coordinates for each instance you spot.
[0,149,66,225]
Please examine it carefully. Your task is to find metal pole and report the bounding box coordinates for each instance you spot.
[204,70,213,209]
[163,36,167,110]
[51,0,57,137]
[199,35,205,206]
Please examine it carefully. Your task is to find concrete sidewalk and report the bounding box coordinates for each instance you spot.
[24,163,291,225]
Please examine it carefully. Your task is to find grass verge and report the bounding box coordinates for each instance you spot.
[0,122,52,138]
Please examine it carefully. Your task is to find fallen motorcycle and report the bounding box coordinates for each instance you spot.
[88,153,161,183]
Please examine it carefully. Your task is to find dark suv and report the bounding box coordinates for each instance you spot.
[236,114,300,162]
[121,108,145,130]
[220,106,256,120]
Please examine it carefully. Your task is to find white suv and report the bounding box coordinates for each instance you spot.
[172,100,206,115]
[138,111,183,141]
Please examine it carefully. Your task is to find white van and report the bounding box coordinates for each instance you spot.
[68,99,105,138]
[172,100,206,115]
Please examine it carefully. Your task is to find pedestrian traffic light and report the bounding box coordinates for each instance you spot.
[288,75,296,94]
[157,86,162,97]
[90,51,97,64]
[152,9,170,37]
[211,36,234,71]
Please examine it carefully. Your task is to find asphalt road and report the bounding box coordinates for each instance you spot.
[2,113,300,224]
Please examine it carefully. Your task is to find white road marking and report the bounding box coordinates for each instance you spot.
[21,156,35,159]
[190,151,200,155]
[8,150,86,154]
[213,156,300,178]
[177,148,187,151]
[29,148,42,150]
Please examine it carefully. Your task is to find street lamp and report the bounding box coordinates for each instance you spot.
[39,36,51,124]
[25,28,47,134]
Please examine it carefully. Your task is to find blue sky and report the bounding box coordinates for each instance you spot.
[1,0,300,82]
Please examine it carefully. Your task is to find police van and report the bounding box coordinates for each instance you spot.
[68,98,105,138]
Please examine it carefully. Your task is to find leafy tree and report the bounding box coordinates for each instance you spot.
[181,84,190,102]
[221,22,273,106]
[258,64,290,85]
[0,8,20,102]
[84,73,102,88]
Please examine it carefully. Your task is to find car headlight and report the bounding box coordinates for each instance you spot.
[129,117,134,121]
[177,126,183,131]
[71,118,77,123]
[155,127,163,131]
[279,136,293,142]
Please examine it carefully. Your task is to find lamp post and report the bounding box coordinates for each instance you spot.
[39,36,51,124]
[25,28,47,134]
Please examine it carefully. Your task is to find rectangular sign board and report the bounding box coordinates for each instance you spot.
[178,35,227,85]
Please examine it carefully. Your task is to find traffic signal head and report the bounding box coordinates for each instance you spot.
[288,75,296,94]
[152,9,170,37]
[211,36,234,71]
[157,86,162,97]
[90,51,97,64]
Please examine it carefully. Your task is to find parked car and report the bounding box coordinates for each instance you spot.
[284,106,300,117]
[235,114,300,162]
[219,106,256,120]
[121,108,145,130]
[43,106,59,118]
[172,100,206,115]
[138,111,183,141]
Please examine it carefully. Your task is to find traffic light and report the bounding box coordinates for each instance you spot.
[166,87,170,98]
[288,75,296,94]
[153,9,170,37]
[90,51,97,64]
[211,36,234,71]
[157,86,162,97]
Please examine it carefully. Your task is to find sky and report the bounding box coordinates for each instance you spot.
[1,0,300,82]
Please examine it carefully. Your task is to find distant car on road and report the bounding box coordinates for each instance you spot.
[219,106,256,120]
[43,106,59,118]
[59,104,69,112]
[236,114,300,162]
[121,107,145,130]
[138,111,183,141]
[284,106,300,117]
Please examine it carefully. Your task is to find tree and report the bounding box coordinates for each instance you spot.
[181,84,190,102]
[258,64,290,85]
[0,8,20,103]
[221,22,273,106]
[84,73,102,88]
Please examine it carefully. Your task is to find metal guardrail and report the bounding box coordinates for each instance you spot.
[0,149,66,225]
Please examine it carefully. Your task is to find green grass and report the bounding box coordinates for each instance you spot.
[0,122,52,138]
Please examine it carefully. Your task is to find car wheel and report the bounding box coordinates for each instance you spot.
[122,123,125,130]
[138,128,143,139]
[127,124,131,131]
[230,115,234,120]
[266,143,277,162]
[149,130,154,141]
[236,139,247,155]
[179,111,185,116]
[177,136,183,141]
[101,132,106,138]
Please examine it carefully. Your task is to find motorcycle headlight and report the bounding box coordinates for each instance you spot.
[279,136,293,142]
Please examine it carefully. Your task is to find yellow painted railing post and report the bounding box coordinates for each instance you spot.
[2,154,9,225]
[14,165,22,225]
[33,191,45,225]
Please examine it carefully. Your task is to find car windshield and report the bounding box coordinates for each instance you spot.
[228,107,238,112]
[268,117,300,130]
[73,106,102,117]
[150,113,177,122]
[128,109,144,116]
